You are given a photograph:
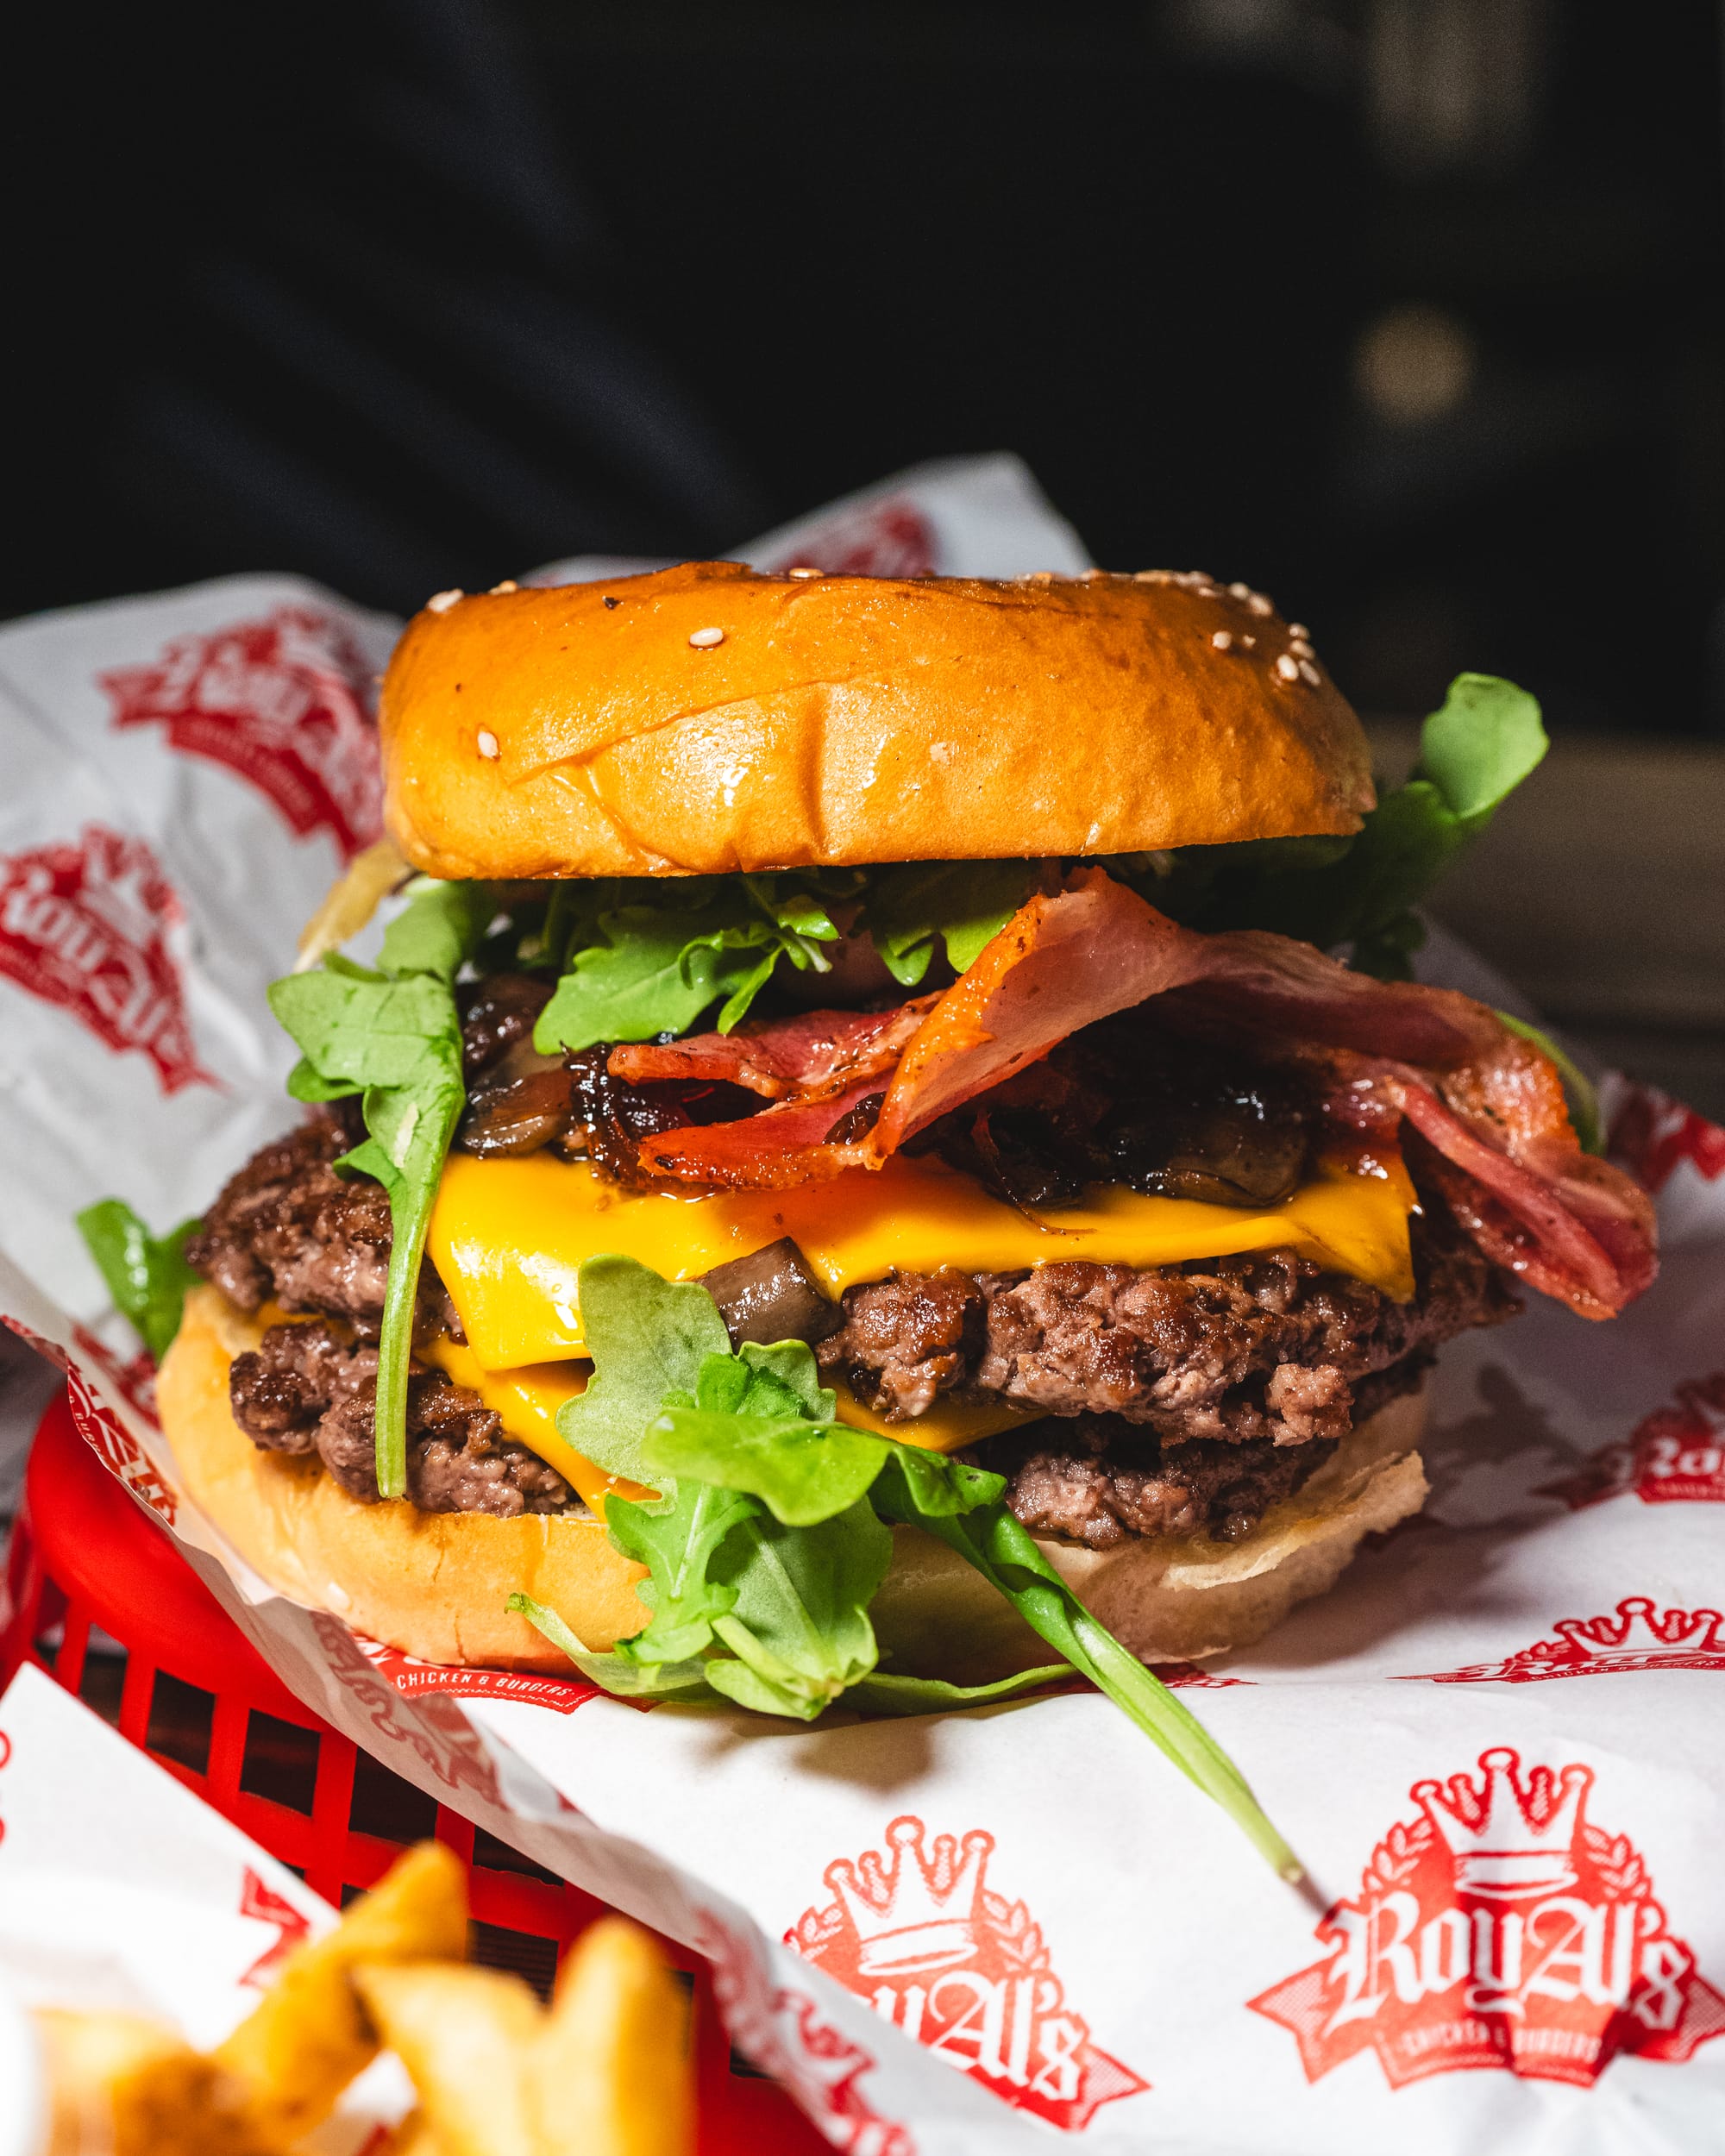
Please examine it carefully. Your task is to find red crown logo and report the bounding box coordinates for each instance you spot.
[790,1814,1150,2129]
[1406,1595,1725,1685]
[1556,1596,1725,1660]
[102,606,382,862]
[1412,1747,1590,1898]
[1251,1744,1725,2091]
[822,1818,992,1977]
[1540,1375,1725,1510]
[0,826,215,1094]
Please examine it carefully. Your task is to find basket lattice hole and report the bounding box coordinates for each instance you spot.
[146,1670,215,1775]
[471,1824,564,1886]
[348,1745,438,1841]
[470,1921,559,2000]
[77,1634,127,1727]
[238,1710,320,1814]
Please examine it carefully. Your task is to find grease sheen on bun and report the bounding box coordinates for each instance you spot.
[381,564,1375,881]
[159,1288,1425,1677]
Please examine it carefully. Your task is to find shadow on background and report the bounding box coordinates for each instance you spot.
[9,1,1723,743]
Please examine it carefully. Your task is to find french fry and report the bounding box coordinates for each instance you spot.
[35,2007,287,2156]
[213,1839,468,2140]
[531,1918,694,2156]
[354,1962,544,2156]
[378,2106,446,2155]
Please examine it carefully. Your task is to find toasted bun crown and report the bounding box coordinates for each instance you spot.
[381,564,1374,880]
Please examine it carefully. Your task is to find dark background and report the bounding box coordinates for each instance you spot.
[9,0,1724,735]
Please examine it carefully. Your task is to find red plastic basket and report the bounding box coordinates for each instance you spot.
[3,1394,825,2154]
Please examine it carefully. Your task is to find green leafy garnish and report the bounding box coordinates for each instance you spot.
[865,860,1039,986]
[75,1200,202,1363]
[530,862,1036,1051]
[1111,672,1547,978]
[845,1667,1074,1714]
[515,1254,1302,1879]
[267,880,492,1498]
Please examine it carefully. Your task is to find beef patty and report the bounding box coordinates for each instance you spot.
[186,1112,459,1344]
[977,1363,1425,1551]
[816,1206,1515,1445]
[191,1114,1518,1535]
[228,1319,577,1517]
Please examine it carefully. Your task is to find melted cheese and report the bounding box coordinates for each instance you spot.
[429,1148,1416,1373]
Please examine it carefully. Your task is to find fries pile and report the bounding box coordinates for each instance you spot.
[34,1843,694,2156]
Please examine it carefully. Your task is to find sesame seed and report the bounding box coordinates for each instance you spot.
[1241,634,1258,649]
[930,740,956,765]
[1248,593,1274,617]
[1276,654,1300,682]
[1288,623,1309,639]
[1211,630,1235,652]
[1289,637,1314,658]
[477,729,500,759]
[687,626,725,649]
[1026,570,1057,585]
[426,589,462,613]
[1298,658,1321,686]
[1228,581,1251,599]
[489,579,518,595]
[1132,569,1164,583]
[787,566,822,579]
[1079,567,1109,582]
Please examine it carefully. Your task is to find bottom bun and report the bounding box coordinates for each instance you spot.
[870,1388,1428,1683]
[158,1288,649,1672]
[160,1287,1425,1682]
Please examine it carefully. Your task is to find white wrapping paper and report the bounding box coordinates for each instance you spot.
[3,457,1724,2153]
[0,1663,410,2150]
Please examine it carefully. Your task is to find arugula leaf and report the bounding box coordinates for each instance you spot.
[506,1592,712,1701]
[536,896,780,1053]
[647,1408,886,1527]
[867,860,1038,985]
[532,875,849,1052]
[1113,673,1547,980]
[267,879,490,1498]
[870,1478,1301,1879]
[528,1254,1302,1871]
[75,1200,202,1363]
[1417,672,1547,822]
[528,859,1035,1044]
[706,1497,891,1719]
[554,1255,734,1488]
[845,1666,1072,1715]
[606,1478,762,1664]
[555,1256,884,1714]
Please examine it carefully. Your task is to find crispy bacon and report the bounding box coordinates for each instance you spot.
[608,1000,937,1101]
[630,868,1657,1319]
[632,1076,881,1190]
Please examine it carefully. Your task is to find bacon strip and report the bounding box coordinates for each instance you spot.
[609,1000,935,1101]
[630,868,1657,1318]
[631,1076,881,1190]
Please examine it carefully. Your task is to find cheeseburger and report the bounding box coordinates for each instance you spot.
[149,562,1655,1782]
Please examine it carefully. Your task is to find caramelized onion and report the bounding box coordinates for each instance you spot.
[458,1068,575,1156]
[698,1238,843,1346]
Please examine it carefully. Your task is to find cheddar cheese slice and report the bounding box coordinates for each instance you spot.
[429,1148,1416,1374]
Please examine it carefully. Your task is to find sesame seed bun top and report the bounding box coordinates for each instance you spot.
[380,561,1375,881]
